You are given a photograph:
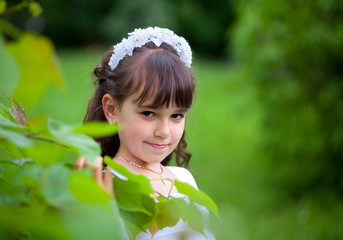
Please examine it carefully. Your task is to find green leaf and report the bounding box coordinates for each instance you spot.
[73,121,118,137]
[104,157,154,213]
[40,164,77,209]
[0,205,69,239]
[122,220,142,240]
[174,179,219,217]
[0,158,33,166]
[104,156,157,230]
[0,35,20,98]
[0,101,10,114]
[28,2,42,17]
[155,196,183,230]
[104,156,154,196]
[155,197,205,236]
[6,33,64,108]
[60,203,126,240]
[70,172,111,204]
[22,140,66,165]
[0,1,6,14]
[0,140,24,158]
[0,110,25,129]
[179,201,205,235]
[0,127,33,147]
[47,118,101,164]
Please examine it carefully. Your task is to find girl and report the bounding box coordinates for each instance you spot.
[75,27,215,240]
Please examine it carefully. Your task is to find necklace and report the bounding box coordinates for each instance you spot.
[116,156,166,184]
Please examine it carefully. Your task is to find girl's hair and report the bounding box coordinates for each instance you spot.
[84,41,195,167]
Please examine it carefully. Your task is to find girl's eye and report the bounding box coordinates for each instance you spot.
[142,111,154,118]
[171,114,184,120]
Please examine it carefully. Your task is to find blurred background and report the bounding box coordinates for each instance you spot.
[1,0,343,239]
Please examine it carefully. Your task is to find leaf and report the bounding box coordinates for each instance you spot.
[73,121,118,137]
[6,33,64,108]
[104,156,157,230]
[0,35,20,97]
[155,197,205,237]
[104,156,154,196]
[0,205,69,239]
[155,197,183,231]
[174,179,219,217]
[70,172,111,204]
[0,1,6,14]
[28,2,42,17]
[0,102,10,113]
[10,99,28,126]
[122,220,142,240]
[0,158,33,166]
[47,118,101,164]
[0,140,24,158]
[179,201,205,235]
[0,127,33,147]
[22,140,66,165]
[104,157,154,214]
[0,110,25,129]
[40,164,77,209]
[60,203,126,240]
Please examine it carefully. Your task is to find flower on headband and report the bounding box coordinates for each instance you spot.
[108,27,192,70]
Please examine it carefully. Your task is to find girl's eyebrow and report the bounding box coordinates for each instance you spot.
[138,104,188,113]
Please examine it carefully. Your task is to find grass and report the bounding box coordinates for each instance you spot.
[9,48,343,240]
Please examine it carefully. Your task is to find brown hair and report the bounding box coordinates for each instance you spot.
[85,42,195,167]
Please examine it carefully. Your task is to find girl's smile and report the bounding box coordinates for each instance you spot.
[146,142,169,150]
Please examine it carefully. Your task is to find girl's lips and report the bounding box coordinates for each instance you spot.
[147,142,168,149]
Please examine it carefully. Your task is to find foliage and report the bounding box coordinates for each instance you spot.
[231,0,343,198]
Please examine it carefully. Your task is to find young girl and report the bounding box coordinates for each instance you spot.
[75,27,215,240]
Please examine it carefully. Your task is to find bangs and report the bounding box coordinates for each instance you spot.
[131,48,194,109]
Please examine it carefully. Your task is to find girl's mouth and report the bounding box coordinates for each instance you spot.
[147,142,168,149]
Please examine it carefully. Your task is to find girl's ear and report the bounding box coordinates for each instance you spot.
[102,94,118,123]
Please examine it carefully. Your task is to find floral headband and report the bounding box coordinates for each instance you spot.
[108,27,192,70]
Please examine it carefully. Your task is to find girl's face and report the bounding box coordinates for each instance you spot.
[115,93,187,164]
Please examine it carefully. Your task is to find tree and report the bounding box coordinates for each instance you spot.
[231,0,343,198]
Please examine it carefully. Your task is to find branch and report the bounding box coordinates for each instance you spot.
[0,18,22,39]
[0,1,28,15]
[26,133,71,149]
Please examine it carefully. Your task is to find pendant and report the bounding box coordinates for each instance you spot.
[161,176,166,185]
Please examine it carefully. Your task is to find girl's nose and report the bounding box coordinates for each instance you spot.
[154,119,169,138]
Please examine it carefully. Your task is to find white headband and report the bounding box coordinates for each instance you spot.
[108,27,192,70]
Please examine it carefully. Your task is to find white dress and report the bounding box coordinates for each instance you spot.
[136,166,216,240]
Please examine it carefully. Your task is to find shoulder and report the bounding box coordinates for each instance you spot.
[166,166,198,190]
